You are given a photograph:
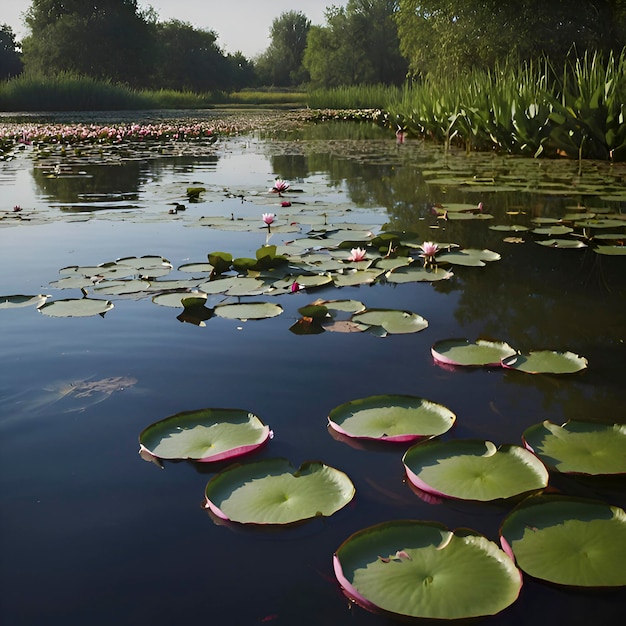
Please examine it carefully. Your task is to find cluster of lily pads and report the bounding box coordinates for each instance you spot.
[136,389,625,621]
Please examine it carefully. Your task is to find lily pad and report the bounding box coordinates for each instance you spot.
[535,239,587,248]
[522,420,626,475]
[328,394,456,442]
[594,245,626,256]
[214,302,283,320]
[431,338,517,366]
[334,520,522,620]
[203,458,355,525]
[0,294,49,309]
[500,495,626,587]
[501,350,588,374]
[385,266,453,283]
[38,298,114,317]
[437,249,500,266]
[403,439,549,501]
[351,309,428,335]
[139,407,271,462]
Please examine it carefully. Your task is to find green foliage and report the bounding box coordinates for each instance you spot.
[255,11,311,87]
[0,24,23,80]
[396,0,626,78]
[303,1,407,88]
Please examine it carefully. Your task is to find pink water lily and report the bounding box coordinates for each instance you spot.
[347,247,367,262]
[262,212,275,226]
[270,179,290,195]
[420,241,439,266]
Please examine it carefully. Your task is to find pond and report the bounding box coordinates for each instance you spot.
[1,110,625,625]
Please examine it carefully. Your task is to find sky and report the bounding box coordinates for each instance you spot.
[2,1,343,59]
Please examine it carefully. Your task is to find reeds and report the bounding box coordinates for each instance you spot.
[307,49,626,161]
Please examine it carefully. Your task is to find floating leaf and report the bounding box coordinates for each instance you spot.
[594,245,626,256]
[522,420,626,475]
[152,290,208,308]
[38,298,114,317]
[332,269,381,287]
[437,249,500,266]
[351,309,428,334]
[139,407,271,462]
[386,266,453,283]
[500,495,626,587]
[0,294,49,309]
[328,394,456,442]
[204,458,355,525]
[502,350,588,374]
[214,302,283,320]
[535,238,587,249]
[334,520,522,620]
[403,439,549,501]
[431,338,517,367]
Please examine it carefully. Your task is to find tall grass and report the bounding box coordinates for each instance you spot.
[0,73,307,112]
[308,49,626,161]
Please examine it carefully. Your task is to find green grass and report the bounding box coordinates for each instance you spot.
[0,73,307,111]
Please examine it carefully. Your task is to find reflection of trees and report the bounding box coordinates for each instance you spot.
[30,155,219,203]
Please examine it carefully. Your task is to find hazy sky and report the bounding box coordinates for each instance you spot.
[2,1,341,58]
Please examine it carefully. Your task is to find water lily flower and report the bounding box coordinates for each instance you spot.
[262,213,275,226]
[420,241,439,266]
[281,201,291,207]
[13,205,22,212]
[270,179,290,195]
[290,281,303,293]
[347,247,367,262]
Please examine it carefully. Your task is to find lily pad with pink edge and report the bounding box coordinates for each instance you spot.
[403,439,549,501]
[139,407,272,462]
[328,394,455,442]
[203,458,355,525]
[334,520,522,620]
[431,338,517,366]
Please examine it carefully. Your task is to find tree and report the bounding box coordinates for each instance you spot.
[255,11,311,86]
[151,20,229,92]
[21,0,156,86]
[395,0,626,78]
[0,24,23,80]
[303,0,407,87]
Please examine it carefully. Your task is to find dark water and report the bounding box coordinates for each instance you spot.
[1,114,624,625]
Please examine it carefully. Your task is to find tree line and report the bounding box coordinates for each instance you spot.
[1,0,625,91]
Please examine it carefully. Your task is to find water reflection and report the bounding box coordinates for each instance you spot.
[1,116,625,625]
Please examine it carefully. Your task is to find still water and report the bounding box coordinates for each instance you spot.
[1,112,624,625]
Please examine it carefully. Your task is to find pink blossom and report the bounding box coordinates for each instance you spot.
[420,241,439,259]
[347,247,367,262]
[262,213,275,226]
[290,281,302,293]
[281,201,291,207]
[270,179,290,194]
[13,205,22,212]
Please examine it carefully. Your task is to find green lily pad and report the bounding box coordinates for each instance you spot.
[522,420,626,475]
[403,439,549,501]
[214,302,283,320]
[92,279,151,296]
[500,495,626,587]
[594,245,626,256]
[385,266,453,283]
[332,269,382,287]
[152,290,208,308]
[431,338,517,366]
[535,239,587,248]
[502,350,588,374]
[532,225,574,236]
[38,298,114,317]
[203,458,355,525]
[0,294,49,309]
[489,224,530,232]
[328,394,456,442]
[437,249,500,266]
[351,309,428,335]
[139,407,271,462]
[334,520,522,620]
